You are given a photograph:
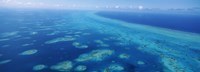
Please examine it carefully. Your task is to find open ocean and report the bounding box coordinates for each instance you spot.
[97,11,200,33]
[0,9,200,72]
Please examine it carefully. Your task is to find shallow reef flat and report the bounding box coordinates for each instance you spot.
[0,31,19,38]
[74,65,87,71]
[45,37,76,44]
[0,59,12,65]
[72,42,88,49]
[33,64,47,71]
[105,64,124,72]
[76,49,114,62]
[50,61,73,72]
[119,53,130,59]
[19,49,38,55]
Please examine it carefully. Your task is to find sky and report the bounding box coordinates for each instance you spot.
[0,0,200,10]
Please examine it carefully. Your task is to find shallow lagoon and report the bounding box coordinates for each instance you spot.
[0,10,200,72]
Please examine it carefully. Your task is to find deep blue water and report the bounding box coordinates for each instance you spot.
[97,11,200,33]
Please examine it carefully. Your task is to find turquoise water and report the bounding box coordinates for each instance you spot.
[0,10,200,72]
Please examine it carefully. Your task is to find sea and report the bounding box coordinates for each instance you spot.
[0,9,200,72]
